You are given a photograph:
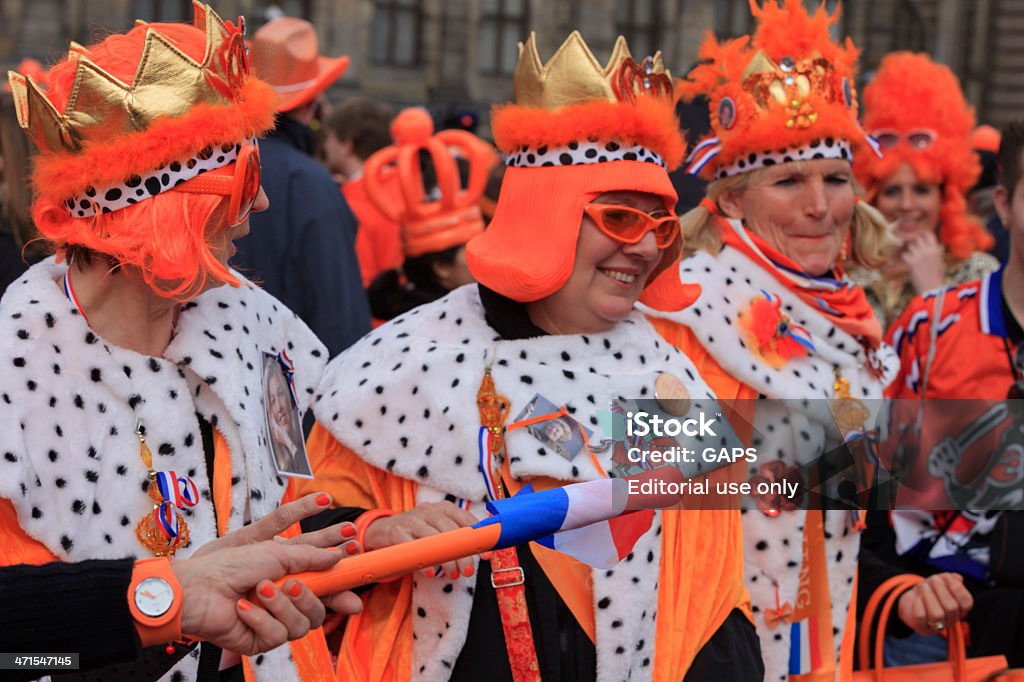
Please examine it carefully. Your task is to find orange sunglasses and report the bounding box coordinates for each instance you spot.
[583,203,680,249]
[175,143,262,226]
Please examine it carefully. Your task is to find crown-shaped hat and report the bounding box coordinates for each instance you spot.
[679,0,870,180]
[492,31,684,171]
[363,108,496,258]
[12,1,277,206]
[467,30,699,313]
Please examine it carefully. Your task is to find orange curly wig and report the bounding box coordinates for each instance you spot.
[854,51,992,259]
[678,0,868,180]
[23,16,276,299]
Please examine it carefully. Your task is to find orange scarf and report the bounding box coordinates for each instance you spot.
[716,216,882,346]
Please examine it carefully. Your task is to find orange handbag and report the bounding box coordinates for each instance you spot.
[854,574,1008,681]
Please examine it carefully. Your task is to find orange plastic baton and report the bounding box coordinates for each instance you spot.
[255,523,503,599]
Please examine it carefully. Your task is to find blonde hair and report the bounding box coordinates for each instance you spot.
[680,165,897,269]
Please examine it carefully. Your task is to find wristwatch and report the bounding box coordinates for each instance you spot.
[127,557,184,648]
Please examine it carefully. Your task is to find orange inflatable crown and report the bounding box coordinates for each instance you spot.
[679,0,870,180]
[363,107,495,258]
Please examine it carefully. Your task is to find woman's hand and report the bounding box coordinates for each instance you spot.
[902,231,946,294]
[174,540,362,655]
[896,572,974,636]
[363,502,481,580]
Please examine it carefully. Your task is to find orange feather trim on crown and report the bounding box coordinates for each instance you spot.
[491,96,685,171]
[31,77,277,204]
[853,51,991,259]
[677,0,867,180]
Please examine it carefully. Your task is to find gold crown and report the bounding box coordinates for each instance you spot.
[514,31,671,110]
[8,1,249,154]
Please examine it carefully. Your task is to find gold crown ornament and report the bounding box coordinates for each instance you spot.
[679,0,876,180]
[492,31,683,171]
[11,0,277,208]
[10,2,247,154]
[514,32,672,110]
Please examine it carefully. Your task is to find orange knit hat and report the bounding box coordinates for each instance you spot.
[854,52,991,259]
[466,31,698,312]
[679,0,870,180]
[363,107,495,258]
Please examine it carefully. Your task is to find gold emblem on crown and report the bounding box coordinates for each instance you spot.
[514,31,672,110]
[8,1,248,155]
[741,50,840,129]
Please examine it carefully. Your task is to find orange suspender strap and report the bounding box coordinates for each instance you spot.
[486,454,541,682]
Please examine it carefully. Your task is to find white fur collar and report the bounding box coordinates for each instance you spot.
[643,245,899,404]
[0,259,326,682]
[315,285,721,681]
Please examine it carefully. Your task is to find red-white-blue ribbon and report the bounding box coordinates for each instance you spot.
[478,426,499,502]
[759,290,816,354]
[155,501,181,543]
[276,350,300,408]
[155,470,199,509]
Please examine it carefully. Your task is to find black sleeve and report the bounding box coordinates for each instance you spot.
[299,506,368,534]
[857,510,917,638]
[0,558,141,680]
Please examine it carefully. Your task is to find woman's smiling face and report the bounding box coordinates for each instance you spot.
[526,191,669,334]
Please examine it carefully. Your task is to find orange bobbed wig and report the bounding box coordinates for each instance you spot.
[466,31,699,313]
[13,3,277,299]
[854,52,992,259]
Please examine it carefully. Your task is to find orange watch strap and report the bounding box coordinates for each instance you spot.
[128,557,185,648]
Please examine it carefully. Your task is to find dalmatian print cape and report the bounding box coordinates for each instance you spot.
[642,244,899,681]
[314,284,724,682]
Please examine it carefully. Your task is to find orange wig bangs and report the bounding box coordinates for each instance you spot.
[854,52,992,259]
[35,190,238,300]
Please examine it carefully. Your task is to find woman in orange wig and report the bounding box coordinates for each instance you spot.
[851,51,998,328]
[292,30,759,682]
[645,1,899,679]
[0,4,357,680]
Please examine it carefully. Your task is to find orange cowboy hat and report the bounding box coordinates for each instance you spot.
[251,17,349,113]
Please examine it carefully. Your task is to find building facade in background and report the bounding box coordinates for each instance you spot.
[2,0,1021,134]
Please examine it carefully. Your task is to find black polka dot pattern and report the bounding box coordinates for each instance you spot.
[714,138,853,180]
[504,140,666,170]
[66,138,254,218]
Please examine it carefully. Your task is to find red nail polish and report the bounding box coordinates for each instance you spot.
[286,582,302,598]
[316,493,330,506]
[464,566,474,578]
[340,524,356,539]
[344,541,360,555]
[449,569,460,580]
[423,568,435,578]
[238,599,254,612]
[259,583,276,599]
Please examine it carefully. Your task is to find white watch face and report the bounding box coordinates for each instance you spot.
[134,576,175,618]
